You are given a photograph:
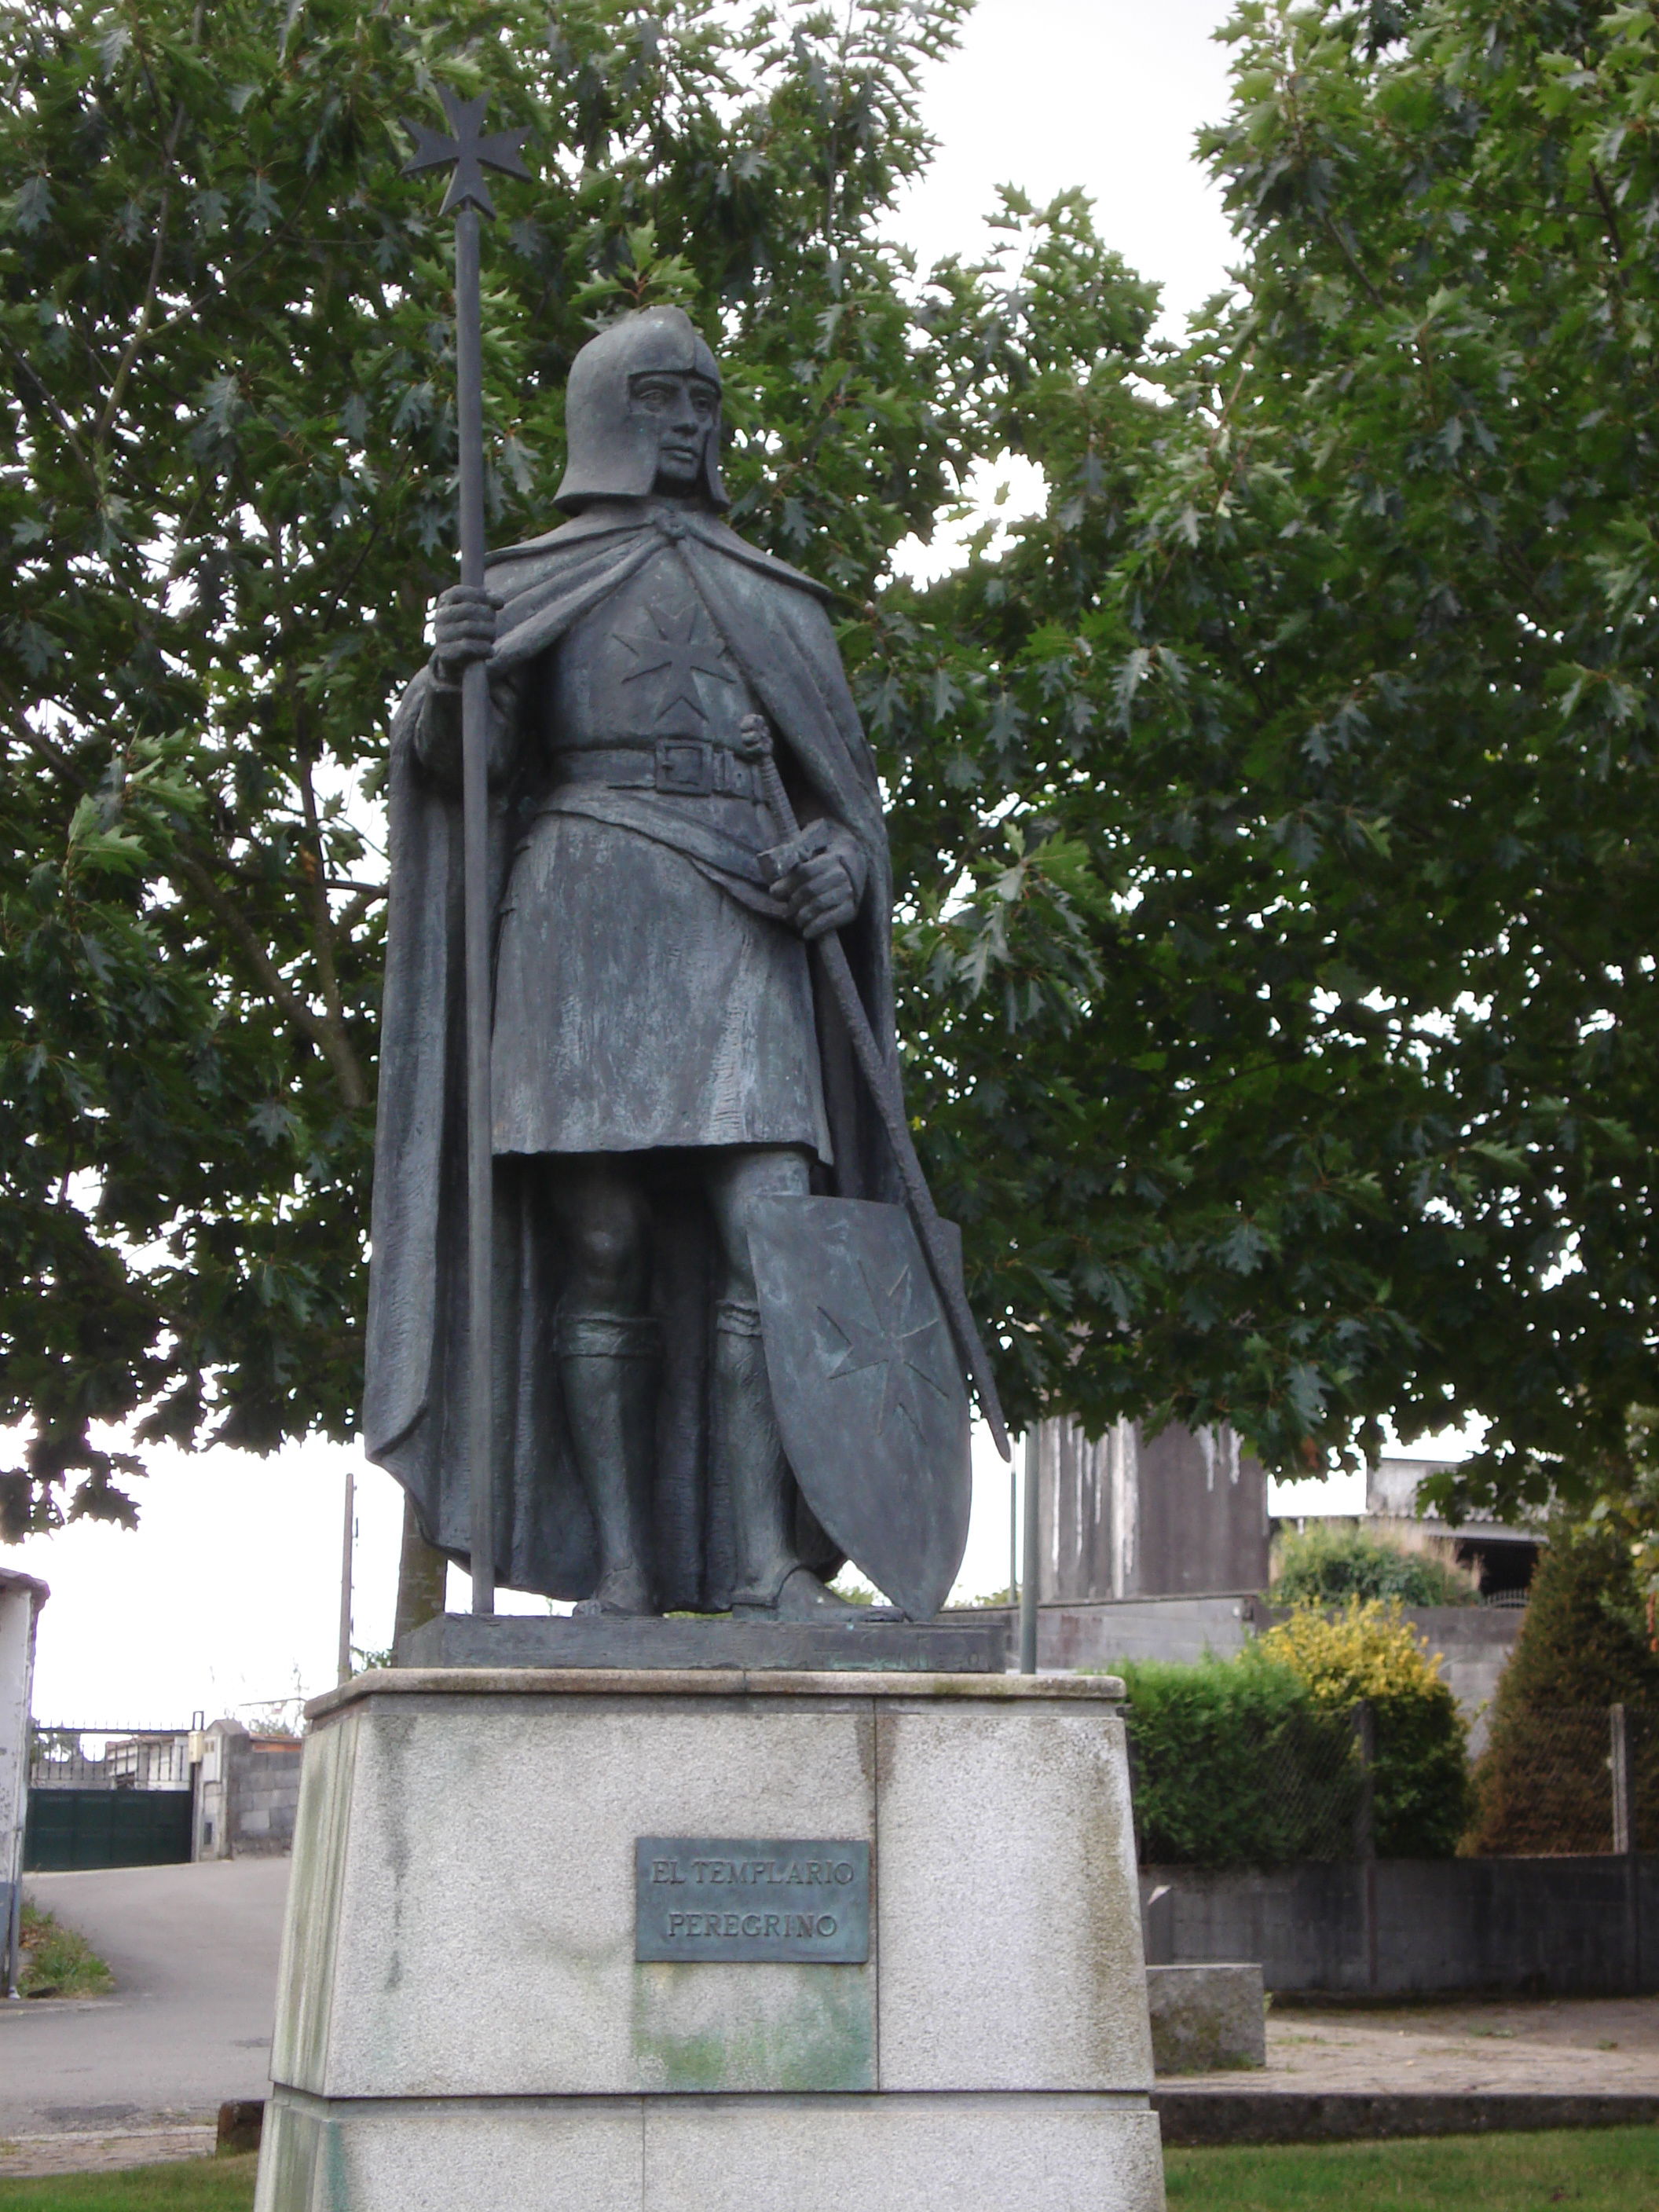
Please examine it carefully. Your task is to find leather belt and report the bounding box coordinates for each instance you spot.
[550,738,761,802]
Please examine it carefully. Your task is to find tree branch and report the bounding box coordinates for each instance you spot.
[170,844,369,1109]
[294,734,361,1087]
[1588,161,1624,273]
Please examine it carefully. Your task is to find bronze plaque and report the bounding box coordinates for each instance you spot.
[635,1837,870,1964]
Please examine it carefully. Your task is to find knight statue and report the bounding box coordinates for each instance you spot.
[364,306,966,1623]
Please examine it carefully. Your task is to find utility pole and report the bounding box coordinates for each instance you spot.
[1612,1704,1640,1993]
[336,1466,354,1686]
[1019,1429,1040,1675]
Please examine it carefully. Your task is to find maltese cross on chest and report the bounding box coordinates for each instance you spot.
[616,598,735,727]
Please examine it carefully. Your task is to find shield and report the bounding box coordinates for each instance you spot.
[747,1196,972,1621]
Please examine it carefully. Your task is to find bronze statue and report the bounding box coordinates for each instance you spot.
[365,307,990,1625]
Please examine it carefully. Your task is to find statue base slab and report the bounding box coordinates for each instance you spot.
[395,1607,1007,1672]
[254,1667,1163,2212]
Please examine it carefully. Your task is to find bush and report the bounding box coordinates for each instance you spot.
[1258,1599,1472,1859]
[1123,1609,1472,1867]
[1273,1523,1476,1608]
[1463,1526,1659,1855]
[1119,1653,1361,1869]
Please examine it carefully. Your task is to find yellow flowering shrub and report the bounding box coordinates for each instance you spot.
[1258,1596,1452,1705]
[1256,1598,1470,1855]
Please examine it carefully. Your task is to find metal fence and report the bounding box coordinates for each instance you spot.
[1126,1704,1367,1870]
[1464,1704,1659,1858]
[29,1727,195,1791]
[24,1725,199,1873]
[1130,1700,1659,1869]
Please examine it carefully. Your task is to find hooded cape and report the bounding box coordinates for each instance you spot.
[363,504,900,1604]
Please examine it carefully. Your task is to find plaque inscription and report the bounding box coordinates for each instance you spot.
[635,1837,870,1964]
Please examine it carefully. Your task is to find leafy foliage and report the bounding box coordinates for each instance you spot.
[1120,1653,1363,1869]
[0,0,987,1531]
[1258,1598,1470,1854]
[1477,1525,1659,1713]
[901,0,1659,1489]
[1273,1522,1476,1608]
[1122,1605,1468,1866]
[12,0,1659,1544]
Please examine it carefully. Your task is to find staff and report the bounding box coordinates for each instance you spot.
[401,90,531,1613]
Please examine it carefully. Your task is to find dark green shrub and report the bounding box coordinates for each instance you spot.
[1122,1608,1471,1867]
[1274,1524,1475,1608]
[1464,1526,1659,1855]
[1119,1654,1363,1869]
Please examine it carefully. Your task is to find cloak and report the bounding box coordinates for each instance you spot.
[362,503,901,1604]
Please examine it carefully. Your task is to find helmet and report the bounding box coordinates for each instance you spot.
[554,306,729,511]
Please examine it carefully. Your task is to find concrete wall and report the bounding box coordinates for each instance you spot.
[195,1721,303,1859]
[1035,1419,1269,1603]
[1139,1856,1658,1998]
[961,1595,1265,1670]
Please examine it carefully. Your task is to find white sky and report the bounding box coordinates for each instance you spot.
[9,0,1331,1724]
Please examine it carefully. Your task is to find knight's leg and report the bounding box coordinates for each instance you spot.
[706,1148,857,1618]
[548,1156,658,1616]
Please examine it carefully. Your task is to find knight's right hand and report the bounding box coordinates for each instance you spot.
[430,585,500,686]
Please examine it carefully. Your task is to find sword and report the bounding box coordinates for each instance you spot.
[742,716,1013,1461]
[401,90,532,1614]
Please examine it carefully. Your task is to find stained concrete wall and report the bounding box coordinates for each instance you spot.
[1035,1419,1269,1603]
[961,1595,1264,1670]
[1139,1856,1658,1997]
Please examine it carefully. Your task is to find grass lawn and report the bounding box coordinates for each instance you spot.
[16,1906,113,2001]
[1166,2126,1659,2209]
[0,2159,256,2210]
[0,2130,1651,2208]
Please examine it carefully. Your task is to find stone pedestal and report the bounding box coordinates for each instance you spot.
[254,1668,1164,2212]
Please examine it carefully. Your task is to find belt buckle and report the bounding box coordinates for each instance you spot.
[655,738,710,796]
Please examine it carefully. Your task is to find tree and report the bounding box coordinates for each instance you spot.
[1463,1523,1659,1853]
[0,0,998,1533]
[1273,1522,1476,1607]
[14,0,1659,1553]
[1258,1598,1470,1856]
[888,0,1659,1508]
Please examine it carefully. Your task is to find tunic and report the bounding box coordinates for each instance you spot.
[488,547,832,1161]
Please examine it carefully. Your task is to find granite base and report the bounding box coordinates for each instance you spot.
[255,1668,1161,2212]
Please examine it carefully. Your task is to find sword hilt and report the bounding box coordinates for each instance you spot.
[738,712,796,837]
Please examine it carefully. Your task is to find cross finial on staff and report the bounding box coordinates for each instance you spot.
[402,85,531,218]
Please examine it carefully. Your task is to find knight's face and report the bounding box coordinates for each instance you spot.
[628,369,719,494]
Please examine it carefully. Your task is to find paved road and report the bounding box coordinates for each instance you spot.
[0,1859,290,2136]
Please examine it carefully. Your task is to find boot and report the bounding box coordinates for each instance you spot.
[559,1310,660,1615]
[716,1300,801,1611]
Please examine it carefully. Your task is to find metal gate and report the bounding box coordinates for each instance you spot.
[24,1727,195,1873]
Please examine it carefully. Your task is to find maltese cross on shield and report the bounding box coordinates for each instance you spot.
[819,1254,950,1442]
[746,1196,972,1620]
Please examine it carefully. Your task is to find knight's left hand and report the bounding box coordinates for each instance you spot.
[777,825,867,941]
